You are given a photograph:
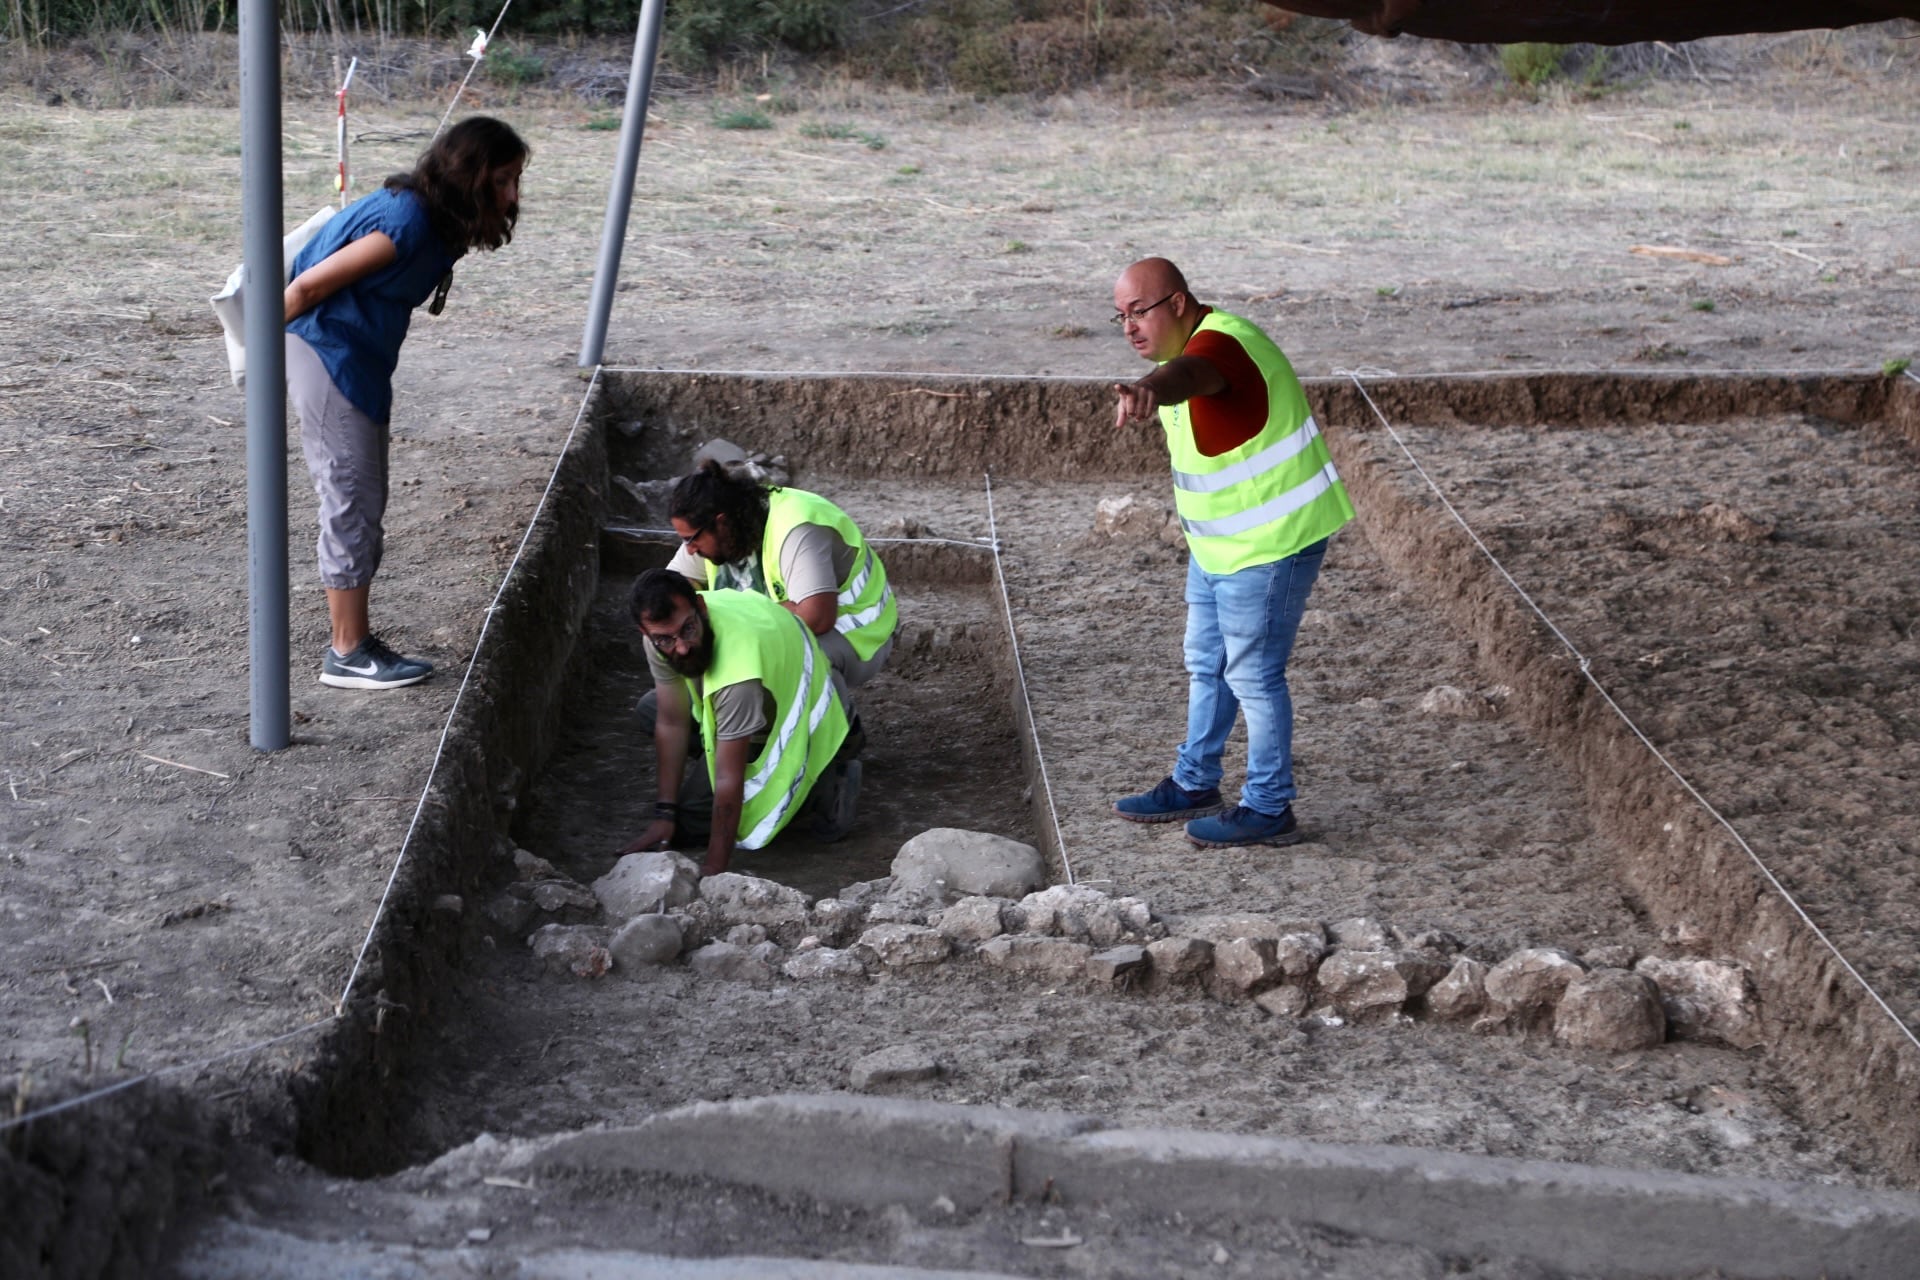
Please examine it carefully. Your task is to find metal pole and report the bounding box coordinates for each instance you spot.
[578,0,666,367]
[242,0,289,751]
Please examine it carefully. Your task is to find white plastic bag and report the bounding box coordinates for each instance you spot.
[209,206,338,388]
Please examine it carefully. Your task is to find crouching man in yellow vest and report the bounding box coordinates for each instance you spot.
[620,568,859,878]
[1108,257,1353,849]
[667,459,898,691]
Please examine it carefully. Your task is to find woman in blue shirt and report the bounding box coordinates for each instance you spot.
[283,116,529,690]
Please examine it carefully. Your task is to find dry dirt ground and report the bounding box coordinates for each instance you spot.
[3,29,1920,1278]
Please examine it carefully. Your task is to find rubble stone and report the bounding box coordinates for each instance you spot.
[1253,986,1309,1019]
[724,923,769,947]
[1484,948,1584,1027]
[512,847,561,880]
[1315,949,1447,1018]
[1425,957,1490,1021]
[484,893,535,938]
[1329,917,1392,951]
[1145,936,1213,983]
[783,947,868,980]
[527,924,612,978]
[699,873,811,942]
[1092,493,1182,546]
[836,878,896,910]
[1086,945,1148,986]
[857,923,951,968]
[1582,944,1639,971]
[530,880,600,919]
[1273,931,1327,979]
[687,940,774,984]
[1554,969,1667,1051]
[1417,685,1495,719]
[850,1046,942,1091]
[593,851,700,920]
[807,898,864,948]
[609,914,684,968]
[976,936,1093,982]
[1212,937,1282,994]
[932,896,1009,943]
[1635,956,1764,1049]
[1014,884,1145,945]
[891,829,1048,904]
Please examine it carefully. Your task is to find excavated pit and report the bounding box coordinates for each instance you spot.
[275,370,1920,1205]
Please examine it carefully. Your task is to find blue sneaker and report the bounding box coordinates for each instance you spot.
[1113,776,1223,824]
[1185,804,1303,849]
[319,635,434,690]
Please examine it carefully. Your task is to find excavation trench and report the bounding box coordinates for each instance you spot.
[276,368,1920,1195]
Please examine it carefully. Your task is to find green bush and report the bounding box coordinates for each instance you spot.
[1498,42,1568,86]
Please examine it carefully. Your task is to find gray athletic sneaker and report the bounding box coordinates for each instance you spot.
[319,636,434,690]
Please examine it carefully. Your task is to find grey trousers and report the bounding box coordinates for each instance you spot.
[287,332,387,590]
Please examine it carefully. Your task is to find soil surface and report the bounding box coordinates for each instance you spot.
[3,34,1920,1276]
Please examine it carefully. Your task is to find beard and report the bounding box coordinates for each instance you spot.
[663,629,714,679]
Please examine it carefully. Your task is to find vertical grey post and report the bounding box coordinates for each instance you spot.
[242,0,289,750]
[578,0,667,367]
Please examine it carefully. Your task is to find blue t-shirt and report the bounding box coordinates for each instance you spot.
[286,186,459,424]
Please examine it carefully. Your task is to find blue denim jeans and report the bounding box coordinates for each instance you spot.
[1172,538,1330,816]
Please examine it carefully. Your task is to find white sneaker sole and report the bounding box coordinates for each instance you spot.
[318,670,432,690]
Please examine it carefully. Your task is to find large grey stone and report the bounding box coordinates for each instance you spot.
[609,914,684,969]
[1555,969,1667,1051]
[1635,956,1764,1049]
[593,850,700,920]
[857,922,951,968]
[892,829,1049,904]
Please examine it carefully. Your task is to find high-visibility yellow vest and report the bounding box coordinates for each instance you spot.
[1158,310,1353,574]
[758,488,898,662]
[691,589,849,850]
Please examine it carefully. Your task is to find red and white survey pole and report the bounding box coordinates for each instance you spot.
[335,56,358,209]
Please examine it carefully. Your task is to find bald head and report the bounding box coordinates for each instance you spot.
[1115,257,1190,301]
[1114,257,1202,364]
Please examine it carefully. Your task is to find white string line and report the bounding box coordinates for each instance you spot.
[434,0,518,141]
[982,473,1073,887]
[1339,370,1920,1056]
[1,367,606,1137]
[598,362,1895,383]
[605,525,998,554]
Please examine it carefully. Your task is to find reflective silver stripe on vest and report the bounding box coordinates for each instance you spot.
[1171,416,1322,495]
[835,584,895,637]
[837,547,876,605]
[1179,462,1341,540]
[738,616,826,849]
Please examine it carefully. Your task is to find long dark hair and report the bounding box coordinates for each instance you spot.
[670,460,771,553]
[386,116,530,253]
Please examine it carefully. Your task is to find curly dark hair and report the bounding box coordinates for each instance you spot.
[669,459,771,555]
[630,567,697,628]
[386,116,530,254]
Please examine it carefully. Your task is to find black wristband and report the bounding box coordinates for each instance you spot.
[653,800,681,819]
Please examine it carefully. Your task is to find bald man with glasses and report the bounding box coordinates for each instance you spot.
[1109,257,1355,849]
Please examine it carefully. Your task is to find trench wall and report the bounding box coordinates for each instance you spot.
[607,367,1920,1184]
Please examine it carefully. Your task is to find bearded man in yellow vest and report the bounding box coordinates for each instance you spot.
[666,459,898,691]
[621,569,859,878]
[1108,257,1354,848]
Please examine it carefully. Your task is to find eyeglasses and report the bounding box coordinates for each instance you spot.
[642,612,701,653]
[1109,293,1178,327]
